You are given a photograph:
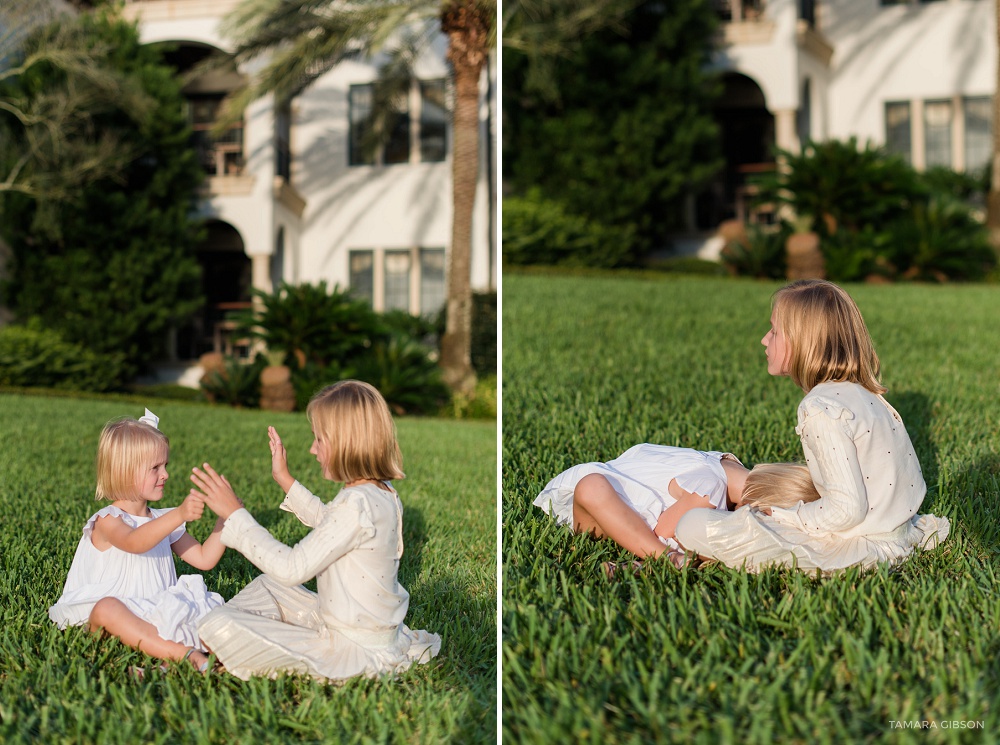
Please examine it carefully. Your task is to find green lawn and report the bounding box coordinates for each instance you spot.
[0,394,496,744]
[502,272,1000,743]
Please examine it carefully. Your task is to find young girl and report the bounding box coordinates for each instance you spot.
[675,279,950,574]
[534,444,820,568]
[48,410,225,672]
[190,380,441,682]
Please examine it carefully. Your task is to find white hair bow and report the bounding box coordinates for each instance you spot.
[139,408,160,430]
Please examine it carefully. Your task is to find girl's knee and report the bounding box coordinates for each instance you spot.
[574,474,611,506]
[89,597,125,629]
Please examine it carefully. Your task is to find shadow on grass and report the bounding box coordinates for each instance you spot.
[400,505,427,586]
[889,390,939,490]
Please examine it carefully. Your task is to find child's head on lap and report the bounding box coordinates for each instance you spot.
[96,418,168,502]
[772,279,885,394]
[740,463,819,510]
[307,380,404,483]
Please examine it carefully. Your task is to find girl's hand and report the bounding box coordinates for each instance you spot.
[268,426,295,493]
[178,492,205,522]
[190,463,244,521]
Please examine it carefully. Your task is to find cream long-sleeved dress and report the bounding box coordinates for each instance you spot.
[197,481,440,681]
[675,382,950,574]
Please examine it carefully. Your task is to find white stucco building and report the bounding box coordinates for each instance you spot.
[118,0,495,376]
[685,0,994,255]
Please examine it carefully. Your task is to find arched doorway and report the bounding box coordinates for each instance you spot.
[175,220,252,360]
[696,72,776,229]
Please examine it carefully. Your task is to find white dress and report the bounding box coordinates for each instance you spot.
[533,444,738,550]
[48,505,224,648]
[197,481,441,682]
[675,382,951,574]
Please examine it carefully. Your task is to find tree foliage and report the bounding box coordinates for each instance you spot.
[0,1,150,208]
[0,8,205,384]
[503,0,722,262]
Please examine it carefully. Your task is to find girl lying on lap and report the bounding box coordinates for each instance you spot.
[533,443,819,569]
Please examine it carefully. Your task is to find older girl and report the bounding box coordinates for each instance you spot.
[675,280,950,573]
[191,380,440,682]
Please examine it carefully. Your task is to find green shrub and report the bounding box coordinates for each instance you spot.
[239,282,386,368]
[502,189,635,268]
[820,227,882,282]
[879,195,996,281]
[199,355,267,408]
[721,224,789,279]
[752,138,924,237]
[0,321,125,392]
[289,361,353,412]
[745,140,996,282]
[234,282,456,414]
[353,335,450,416]
[443,375,497,420]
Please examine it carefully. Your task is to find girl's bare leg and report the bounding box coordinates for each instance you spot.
[89,598,209,670]
[572,474,667,558]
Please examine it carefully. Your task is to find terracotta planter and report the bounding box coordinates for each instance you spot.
[786,232,825,280]
[260,364,296,412]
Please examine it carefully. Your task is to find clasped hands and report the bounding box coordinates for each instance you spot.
[189,463,244,520]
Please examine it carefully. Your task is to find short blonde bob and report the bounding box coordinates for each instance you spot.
[306,380,404,483]
[740,463,820,510]
[772,279,885,394]
[95,418,169,502]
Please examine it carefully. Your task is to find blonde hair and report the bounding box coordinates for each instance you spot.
[772,279,885,395]
[306,380,404,483]
[95,418,169,502]
[740,463,820,509]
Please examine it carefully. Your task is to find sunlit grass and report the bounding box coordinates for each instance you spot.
[502,272,1000,743]
[0,394,496,744]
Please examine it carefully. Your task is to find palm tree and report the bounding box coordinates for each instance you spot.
[218,0,496,394]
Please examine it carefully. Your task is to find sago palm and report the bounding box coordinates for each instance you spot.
[219,0,495,394]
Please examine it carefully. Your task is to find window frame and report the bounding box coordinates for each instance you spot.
[348,78,449,167]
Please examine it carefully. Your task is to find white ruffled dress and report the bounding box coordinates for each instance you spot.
[675,382,951,574]
[48,506,224,648]
[197,481,441,682]
[533,444,737,551]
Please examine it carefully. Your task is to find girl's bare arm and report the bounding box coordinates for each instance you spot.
[93,494,204,554]
[171,516,227,570]
[654,479,713,541]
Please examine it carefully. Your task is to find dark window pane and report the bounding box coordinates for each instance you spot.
[924,99,952,168]
[349,250,374,305]
[384,111,411,164]
[420,248,446,316]
[420,79,448,163]
[885,101,911,164]
[349,84,375,166]
[965,96,991,174]
[384,251,411,311]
